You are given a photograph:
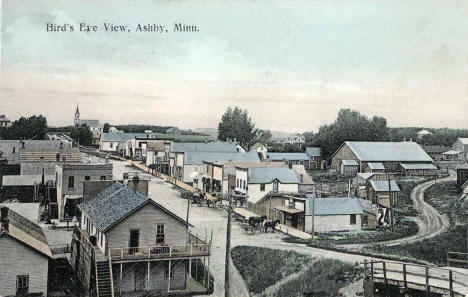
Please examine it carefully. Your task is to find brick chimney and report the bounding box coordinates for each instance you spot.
[1,207,9,234]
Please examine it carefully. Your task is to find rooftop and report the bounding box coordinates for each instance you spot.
[0,207,51,257]
[248,167,301,184]
[185,151,260,165]
[342,141,433,162]
[172,141,240,153]
[305,147,321,157]
[458,138,468,145]
[369,180,401,192]
[366,162,385,170]
[79,182,191,232]
[399,163,438,170]
[308,197,363,216]
[266,152,310,161]
[2,175,55,186]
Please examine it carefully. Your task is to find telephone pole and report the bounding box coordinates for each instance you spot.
[225,195,232,297]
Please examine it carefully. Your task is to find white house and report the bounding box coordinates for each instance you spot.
[246,167,300,204]
[308,197,363,233]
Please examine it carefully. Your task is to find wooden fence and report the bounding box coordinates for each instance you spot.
[447,251,468,268]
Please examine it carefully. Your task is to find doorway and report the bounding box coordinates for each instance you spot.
[129,229,140,254]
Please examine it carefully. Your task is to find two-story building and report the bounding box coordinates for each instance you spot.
[72,182,211,297]
[246,167,301,204]
[55,162,113,221]
[0,206,52,297]
[452,138,468,162]
[305,147,322,169]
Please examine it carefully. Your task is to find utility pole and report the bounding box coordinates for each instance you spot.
[225,195,232,297]
[311,195,315,241]
[387,173,394,232]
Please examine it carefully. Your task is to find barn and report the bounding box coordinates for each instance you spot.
[331,141,434,175]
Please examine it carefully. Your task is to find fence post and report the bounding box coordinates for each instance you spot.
[400,263,407,290]
[364,260,368,279]
[425,267,429,294]
[449,270,454,297]
[383,262,387,284]
[370,260,374,280]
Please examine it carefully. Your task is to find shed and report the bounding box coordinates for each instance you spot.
[307,198,363,233]
[399,163,437,176]
[340,159,359,176]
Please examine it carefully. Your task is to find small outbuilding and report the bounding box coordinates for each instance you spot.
[367,180,400,207]
[340,160,359,176]
[308,197,363,232]
[364,162,385,173]
[399,163,437,176]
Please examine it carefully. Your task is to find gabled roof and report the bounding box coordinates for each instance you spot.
[292,165,314,184]
[309,197,363,216]
[305,147,321,157]
[185,151,260,165]
[172,141,239,153]
[457,138,468,145]
[248,167,301,184]
[79,182,192,232]
[369,180,401,192]
[0,207,52,258]
[341,159,359,166]
[366,162,385,170]
[266,152,310,161]
[340,141,433,162]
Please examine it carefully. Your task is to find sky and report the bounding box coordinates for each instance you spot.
[1,0,468,132]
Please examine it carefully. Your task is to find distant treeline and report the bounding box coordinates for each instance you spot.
[112,124,207,136]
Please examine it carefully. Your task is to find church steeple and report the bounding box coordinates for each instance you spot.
[74,104,80,126]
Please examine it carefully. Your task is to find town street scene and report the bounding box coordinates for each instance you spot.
[1,1,468,297]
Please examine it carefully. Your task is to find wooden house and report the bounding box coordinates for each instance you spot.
[0,207,52,297]
[72,182,211,297]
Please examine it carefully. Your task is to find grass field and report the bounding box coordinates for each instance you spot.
[231,246,314,294]
[272,259,362,297]
[365,181,467,265]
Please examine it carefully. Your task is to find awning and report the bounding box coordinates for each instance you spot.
[274,205,304,214]
[442,150,463,155]
[342,159,359,166]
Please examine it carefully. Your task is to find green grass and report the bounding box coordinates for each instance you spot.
[308,170,349,183]
[365,181,468,265]
[272,259,362,297]
[231,246,314,294]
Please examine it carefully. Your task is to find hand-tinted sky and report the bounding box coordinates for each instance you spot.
[1,0,467,132]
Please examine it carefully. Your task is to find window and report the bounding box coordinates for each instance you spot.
[194,166,198,172]
[56,153,60,162]
[260,184,265,191]
[16,275,29,295]
[68,176,75,189]
[100,176,106,180]
[243,180,246,190]
[110,142,113,148]
[12,147,16,153]
[273,180,279,193]
[350,214,357,225]
[362,215,368,226]
[85,176,91,181]
[236,179,239,188]
[156,224,165,244]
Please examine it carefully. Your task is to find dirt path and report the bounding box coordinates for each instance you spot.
[346,171,455,249]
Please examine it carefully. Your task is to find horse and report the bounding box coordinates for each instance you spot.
[263,219,280,233]
[248,215,267,228]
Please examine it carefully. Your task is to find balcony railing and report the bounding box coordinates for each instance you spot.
[109,243,210,261]
[109,233,210,261]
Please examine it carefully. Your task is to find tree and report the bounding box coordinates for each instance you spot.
[252,129,273,145]
[315,109,391,159]
[70,124,93,146]
[217,107,256,147]
[0,115,47,140]
[103,123,111,133]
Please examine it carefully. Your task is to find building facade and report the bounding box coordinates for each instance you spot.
[55,162,113,221]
